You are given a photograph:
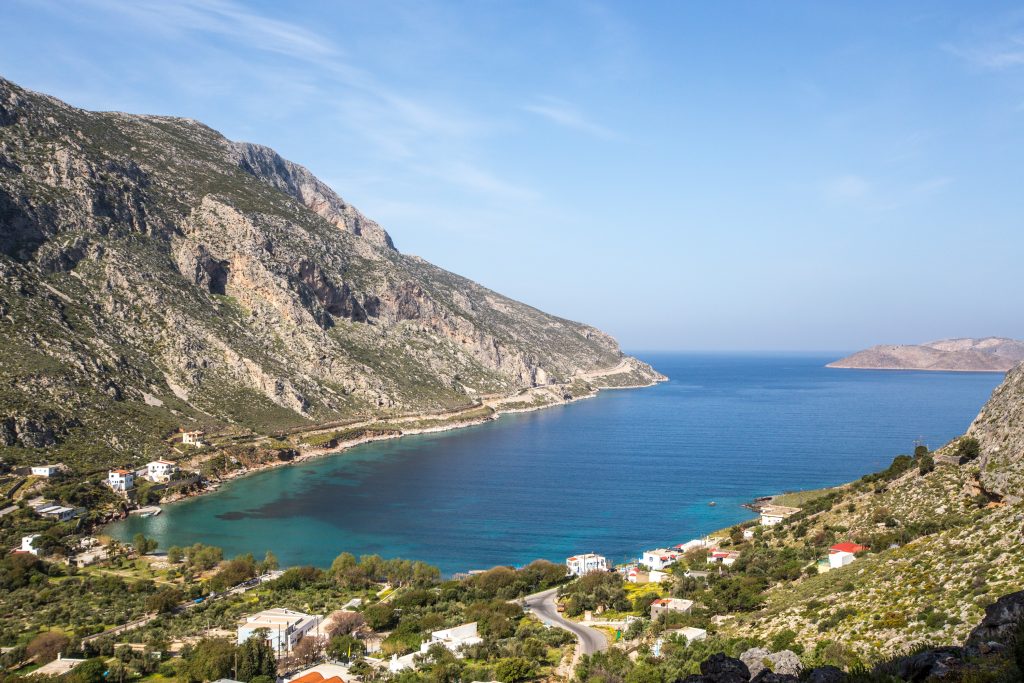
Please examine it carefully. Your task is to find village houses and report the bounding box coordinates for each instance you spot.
[565,553,608,577]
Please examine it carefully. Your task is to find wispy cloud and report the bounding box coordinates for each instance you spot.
[945,39,1024,69]
[522,96,617,140]
[823,174,871,202]
[60,0,537,204]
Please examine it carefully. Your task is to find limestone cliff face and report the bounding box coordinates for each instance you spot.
[0,76,660,465]
[962,362,1024,502]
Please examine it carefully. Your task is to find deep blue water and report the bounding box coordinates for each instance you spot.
[109,353,1002,575]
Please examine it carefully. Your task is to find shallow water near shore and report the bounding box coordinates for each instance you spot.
[109,353,1002,574]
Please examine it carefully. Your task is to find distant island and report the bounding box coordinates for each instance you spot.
[828,337,1024,372]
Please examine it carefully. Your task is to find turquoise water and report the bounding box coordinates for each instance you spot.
[109,353,1002,575]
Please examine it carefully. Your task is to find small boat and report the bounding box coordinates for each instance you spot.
[708,501,717,506]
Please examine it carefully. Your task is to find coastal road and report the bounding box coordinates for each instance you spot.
[523,588,608,659]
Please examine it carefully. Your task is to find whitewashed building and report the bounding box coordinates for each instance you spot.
[20,534,40,555]
[828,542,868,569]
[566,553,608,576]
[422,622,482,654]
[237,608,321,654]
[30,464,64,478]
[707,549,741,566]
[146,460,179,482]
[107,469,134,492]
[641,548,682,571]
[650,598,693,621]
[182,430,206,447]
[759,505,801,526]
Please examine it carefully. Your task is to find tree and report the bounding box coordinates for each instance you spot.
[956,437,981,462]
[133,533,158,555]
[362,603,397,631]
[27,631,69,663]
[290,635,323,668]
[259,550,279,573]
[918,453,935,475]
[210,554,257,590]
[146,587,184,614]
[73,658,108,683]
[494,657,537,683]
[182,638,235,683]
[327,611,365,637]
[237,632,276,682]
[167,546,184,564]
[326,634,364,662]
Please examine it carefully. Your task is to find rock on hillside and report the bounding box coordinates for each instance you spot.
[827,337,1024,372]
[962,362,1024,502]
[0,75,662,468]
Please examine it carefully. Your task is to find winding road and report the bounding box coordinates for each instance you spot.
[523,588,608,659]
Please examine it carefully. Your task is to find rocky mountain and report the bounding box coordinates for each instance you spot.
[0,76,661,469]
[827,337,1024,372]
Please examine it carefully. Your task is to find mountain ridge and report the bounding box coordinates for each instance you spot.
[827,337,1024,372]
[0,75,663,470]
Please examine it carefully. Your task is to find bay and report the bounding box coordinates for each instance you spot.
[108,353,1002,575]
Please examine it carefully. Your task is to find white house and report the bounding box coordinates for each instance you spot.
[742,528,755,540]
[675,538,707,553]
[707,549,741,566]
[35,504,79,522]
[641,548,682,571]
[627,567,670,584]
[652,627,707,655]
[237,608,321,654]
[650,598,693,621]
[828,542,868,569]
[421,622,482,655]
[566,553,608,577]
[20,534,40,555]
[182,430,206,447]
[30,464,64,478]
[107,469,135,492]
[759,505,801,526]
[146,460,179,482]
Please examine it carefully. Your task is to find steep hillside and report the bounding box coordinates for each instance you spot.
[709,366,1024,663]
[827,337,1024,372]
[961,362,1024,502]
[0,76,661,471]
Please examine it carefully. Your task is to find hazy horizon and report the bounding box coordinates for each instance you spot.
[4,1,1023,350]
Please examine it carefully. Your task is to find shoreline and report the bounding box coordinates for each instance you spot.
[149,366,668,508]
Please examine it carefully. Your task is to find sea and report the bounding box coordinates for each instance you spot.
[108,353,1002,575]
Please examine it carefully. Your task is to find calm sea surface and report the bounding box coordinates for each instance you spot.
[109,353,1002,574]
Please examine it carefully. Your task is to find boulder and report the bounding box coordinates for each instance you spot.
[874,646,965,681]
[767,650,801,677]
[699,653,751,683]
[966,590,1024,647]
[739,648,771,679]
[804,666,846,683]
[750,672,798,683]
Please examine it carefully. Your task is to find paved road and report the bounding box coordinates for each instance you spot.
[523,588,607,657]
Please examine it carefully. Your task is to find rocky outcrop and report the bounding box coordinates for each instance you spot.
[959,364,1024,502]
[0,75,662,468]
[827,338,1024,372]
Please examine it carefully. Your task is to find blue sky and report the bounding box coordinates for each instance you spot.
[3,1,1023,350]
